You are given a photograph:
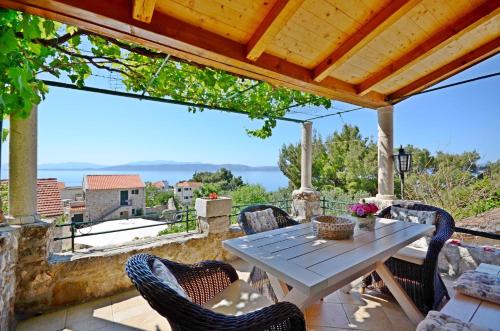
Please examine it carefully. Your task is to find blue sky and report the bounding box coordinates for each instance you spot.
[3,55,499,167]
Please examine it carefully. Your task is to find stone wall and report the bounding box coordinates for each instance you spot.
[85,188,146,221]
[14,221,243,316]
[0,226,20,331]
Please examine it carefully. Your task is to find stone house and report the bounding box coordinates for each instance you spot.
[83,174,146,221]
[174,181,202,205]
[152,180,169,191]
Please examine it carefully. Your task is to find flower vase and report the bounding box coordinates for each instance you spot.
[355,215,376,230]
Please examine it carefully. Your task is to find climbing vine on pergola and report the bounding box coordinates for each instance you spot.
[0,10,333,138]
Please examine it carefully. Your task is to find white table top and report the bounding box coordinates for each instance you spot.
[223,218,433,296]
[441,263,500,330]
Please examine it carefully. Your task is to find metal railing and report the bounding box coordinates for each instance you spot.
[54,208,197,252]
[55,198,355,252]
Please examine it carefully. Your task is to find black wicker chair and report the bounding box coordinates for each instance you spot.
[238,205,300,302]
[363,203,455,314]
[125,253,306,331]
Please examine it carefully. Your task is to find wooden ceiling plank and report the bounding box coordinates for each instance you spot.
[358,0,500,95]
[313,0,421,82]
[132,0,156,23]
[0,0,387,108]
[246,0,304,61]
[388,37,500,100]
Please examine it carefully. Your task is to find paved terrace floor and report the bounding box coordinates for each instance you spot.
[16,259,455,331]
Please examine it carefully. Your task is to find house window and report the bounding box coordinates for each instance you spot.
[131,189,139,194]
[184,196,189,200]
[132,209,136,215]
[177,188,181,192]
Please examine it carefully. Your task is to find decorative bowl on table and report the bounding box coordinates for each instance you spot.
[311,215,355,240]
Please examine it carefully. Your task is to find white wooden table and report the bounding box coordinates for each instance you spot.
[441,263,500,330]
[223,218,434,324]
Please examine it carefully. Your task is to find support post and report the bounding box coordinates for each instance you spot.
[292,122,321,223]
[376,106,395,200]
[8,106,39,225]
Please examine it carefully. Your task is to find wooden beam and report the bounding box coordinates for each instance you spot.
[246,0,304,61]
[388,37,500,101]
[0,0,388,108]
[313,0,420,82]
[132,0,156,23]
[357,1,500,96]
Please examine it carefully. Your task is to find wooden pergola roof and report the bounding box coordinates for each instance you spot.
[2,0,499,108]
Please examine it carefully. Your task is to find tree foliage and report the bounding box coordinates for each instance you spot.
[0,9,333,137]
[228,184,271,206]
[279,124,378,194]
[192,168,244,191]
[145,183,178,208]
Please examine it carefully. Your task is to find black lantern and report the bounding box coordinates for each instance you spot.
[393,146,412,199]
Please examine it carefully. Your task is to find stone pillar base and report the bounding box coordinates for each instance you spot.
[195,197,232,234]
[292,188,321,223]
[6,214,40,226]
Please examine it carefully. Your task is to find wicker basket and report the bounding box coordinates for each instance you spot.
[311,215,355,240]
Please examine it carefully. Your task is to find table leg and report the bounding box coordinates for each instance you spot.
[375,262,424,325]
[268,274,289,301]
[268,274,310,310]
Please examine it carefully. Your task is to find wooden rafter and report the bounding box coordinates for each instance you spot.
[313,0,420,82]
[132,0,156,23]
[246,0,304,61]
[357,1,500,96]
[389,37,500,101]
[0,0,387,108]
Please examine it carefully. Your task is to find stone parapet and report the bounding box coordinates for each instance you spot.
[0,226,20,331]
[292,189,321,223]
[363,197,420,211]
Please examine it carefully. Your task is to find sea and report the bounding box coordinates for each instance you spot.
[1,169,289,192]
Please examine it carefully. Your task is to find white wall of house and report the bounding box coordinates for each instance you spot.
[85,188,145,221]
[60,186,83,201]
[174,184,200,205]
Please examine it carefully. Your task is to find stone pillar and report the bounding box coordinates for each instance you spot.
[376,105,395,200]
[195,197,232,234]
[0,226,20,331]
[292,122,321,223]
[300,121,313,189]
[8,106,39,225]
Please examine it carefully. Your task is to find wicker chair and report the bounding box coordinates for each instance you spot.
[126,253,306,331]
[238,205,300,302]
[363,203,455,314]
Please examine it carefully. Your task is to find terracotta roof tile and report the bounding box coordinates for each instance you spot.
[152,181,165,189]
[70,206,86,213]
[84,174,145,190]
[37,178,64,217]
[176,181,202,188]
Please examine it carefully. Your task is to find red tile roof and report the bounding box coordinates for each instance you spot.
[70,206,86,213]
[84,174,145,190]
[37,178,64,217]
[152,181,165,189]
[176,181,202,188]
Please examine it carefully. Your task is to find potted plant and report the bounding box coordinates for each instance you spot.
[348,200,379,230]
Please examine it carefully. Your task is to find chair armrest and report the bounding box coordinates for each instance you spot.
[423,213,454,267]
[172,301,306,331]
[161,259,239,305]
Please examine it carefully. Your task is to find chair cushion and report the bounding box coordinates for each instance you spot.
[244,208,279,233]
[391,206,437,226]
[202,279,272,316]
[394,245,427,265]
[454,270,500,304]
[417,310,492,331]
[152,259,191,300]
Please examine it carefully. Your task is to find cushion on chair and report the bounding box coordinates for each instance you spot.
[393,245,427,265]
[244,208,279,233]
[391,206,437,226]
[454,270,500,304]
[202,279,273,316]
[152,259,191,300]
[416,310,492,331]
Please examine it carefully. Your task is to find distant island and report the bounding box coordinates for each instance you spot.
[30,161,280,172]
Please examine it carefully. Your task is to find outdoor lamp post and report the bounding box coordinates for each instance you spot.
[393,146,412,199]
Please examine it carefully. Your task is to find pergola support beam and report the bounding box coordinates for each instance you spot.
[132,0,156,23]
[358,1,500,96]
[313,0,419,82]
[246,0,304,61]
[8,106,39,225]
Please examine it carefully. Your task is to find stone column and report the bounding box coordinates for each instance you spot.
[376,105,395,200]
[292,122,321,223]
[195,197,232,234]
[8,106,39,225]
